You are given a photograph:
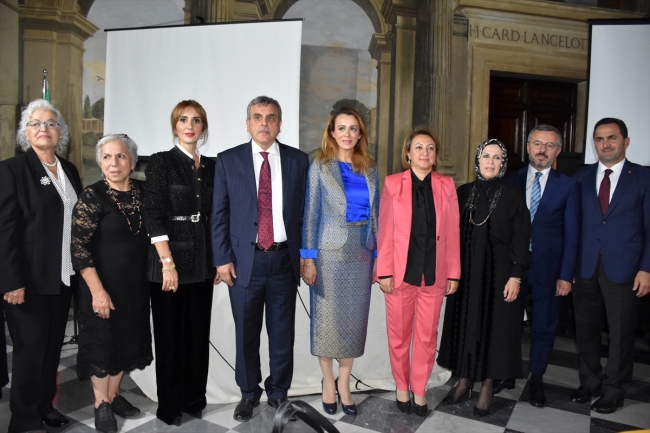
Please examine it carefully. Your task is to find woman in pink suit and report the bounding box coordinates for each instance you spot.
[377,127,461,417]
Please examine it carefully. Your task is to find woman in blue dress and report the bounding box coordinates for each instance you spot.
[301,107,379,416]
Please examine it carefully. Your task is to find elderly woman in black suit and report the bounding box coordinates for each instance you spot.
[0,99,82,433]
[143,100,218,426]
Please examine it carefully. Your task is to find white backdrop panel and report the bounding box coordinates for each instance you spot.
[104,20,303,156]
[585,22,650,166]
[131,281,452,403]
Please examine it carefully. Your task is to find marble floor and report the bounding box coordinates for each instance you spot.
[1,317,649,433]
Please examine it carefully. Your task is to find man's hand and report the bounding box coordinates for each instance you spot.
[633,270,650,297]
[556,279,572,296]
[217,263,237,287]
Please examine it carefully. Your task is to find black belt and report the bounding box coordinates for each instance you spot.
[255,242,288,252]
[169,213,207,222]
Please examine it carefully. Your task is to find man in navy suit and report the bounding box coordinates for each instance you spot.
[571,118,650,413]
[211,96,308,422]
[504,125,579,407]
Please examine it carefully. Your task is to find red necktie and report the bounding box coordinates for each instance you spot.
[257,152,274,249]
[598,169,612,215]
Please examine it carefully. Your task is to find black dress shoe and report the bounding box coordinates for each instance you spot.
[493,378,515,395]
[95,401,118,433]
[570,385,602,403]
[413,402,428,418]
[111,394,141,418]
[528,381,546,408]
[233,398,260,422]
[591,395,624,414]
[42,409,69,427]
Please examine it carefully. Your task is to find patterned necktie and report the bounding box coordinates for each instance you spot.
[598,169,613,215]
[257,151,274,250]
[530,171,542,222]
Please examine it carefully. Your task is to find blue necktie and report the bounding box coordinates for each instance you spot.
[530,171,542,222]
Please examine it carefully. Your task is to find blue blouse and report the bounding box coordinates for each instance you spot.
[339,162,370,223]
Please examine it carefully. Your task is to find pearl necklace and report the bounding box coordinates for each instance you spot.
[104,179,142,235]
[41,159,57,167]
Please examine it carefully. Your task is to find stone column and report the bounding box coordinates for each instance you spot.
[0,0,20,161]
[382,0,417,175]
[431,0,456,176]
[412,0,432,127]
[20,2,98,173]
[370,32,392,187]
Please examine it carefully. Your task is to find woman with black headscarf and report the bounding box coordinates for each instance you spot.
[438,139,530,418]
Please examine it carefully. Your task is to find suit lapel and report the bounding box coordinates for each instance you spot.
[242,141,258,197]
[278,142,293,218]
[400,170,413,231]
[606,160,633,217]
[536,170,560,222]
[584,164,601,215]
[515,167,527,195]
[431,173,442,235]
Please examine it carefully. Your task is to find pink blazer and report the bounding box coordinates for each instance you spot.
[377,170,461,289]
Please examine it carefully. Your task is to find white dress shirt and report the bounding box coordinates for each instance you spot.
[526,165,552,209]
[251,139,287,243]
[596,158,626,202]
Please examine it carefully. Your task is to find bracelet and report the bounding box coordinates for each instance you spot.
[303,262,313,266]
[160,254,173,264]
[161,264,176,273]
[509,277,521,284]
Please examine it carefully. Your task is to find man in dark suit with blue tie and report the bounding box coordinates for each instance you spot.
[211,96,309,422]
[571,118,650,414]
[504,125,580,407]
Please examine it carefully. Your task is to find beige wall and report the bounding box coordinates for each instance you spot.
[0,0,97,170]
[450,0,642,184]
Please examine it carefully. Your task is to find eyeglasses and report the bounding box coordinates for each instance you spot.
[26,120,60,130]
[530,141,559,150]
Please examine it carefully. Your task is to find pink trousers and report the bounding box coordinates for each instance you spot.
[385,280,446,396]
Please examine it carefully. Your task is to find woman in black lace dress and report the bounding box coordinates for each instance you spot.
[72,134,153,433]
[438,139,530,418]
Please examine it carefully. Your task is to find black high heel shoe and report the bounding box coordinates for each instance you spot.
[321,379,338,415]
[412,401,428,418]
[443,379,475,405]
[335,378,357,416]
[395,391,411,414]
[473,382,493,418]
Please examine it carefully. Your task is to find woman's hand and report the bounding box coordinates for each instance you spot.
[162,267,179,292]
[92,289,115,319]
[446,280,459,295]
[504,278,520,303]
[3,287,25,305]
[379,277,394,294]
[301,260,317,286]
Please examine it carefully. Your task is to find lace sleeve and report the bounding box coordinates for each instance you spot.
[71,186,101,270]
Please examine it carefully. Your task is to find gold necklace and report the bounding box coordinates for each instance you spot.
[469,185,502,226]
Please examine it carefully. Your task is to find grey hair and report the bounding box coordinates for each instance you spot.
[246,96,282,121]
[527,124,563,148]
[16,99,70,154]
[95,134,138,167]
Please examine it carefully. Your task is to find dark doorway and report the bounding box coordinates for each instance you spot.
[488,75,579,174]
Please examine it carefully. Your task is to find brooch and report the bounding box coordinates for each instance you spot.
[40,176,51,186]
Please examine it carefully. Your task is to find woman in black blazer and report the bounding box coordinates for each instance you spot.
[142,100,218,426]
[0,99,82,433]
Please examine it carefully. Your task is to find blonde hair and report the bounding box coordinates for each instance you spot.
[318,107,374,173]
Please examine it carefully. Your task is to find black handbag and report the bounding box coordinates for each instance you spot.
[147,244,163,283]
[272,400,340,433]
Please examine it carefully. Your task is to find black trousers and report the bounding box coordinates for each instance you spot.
[229,248,297,401]
[573,258,640,399]
[4,281,73,432]
[149,279,214,425]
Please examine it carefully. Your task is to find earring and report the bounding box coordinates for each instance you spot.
[407,158,411,164]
